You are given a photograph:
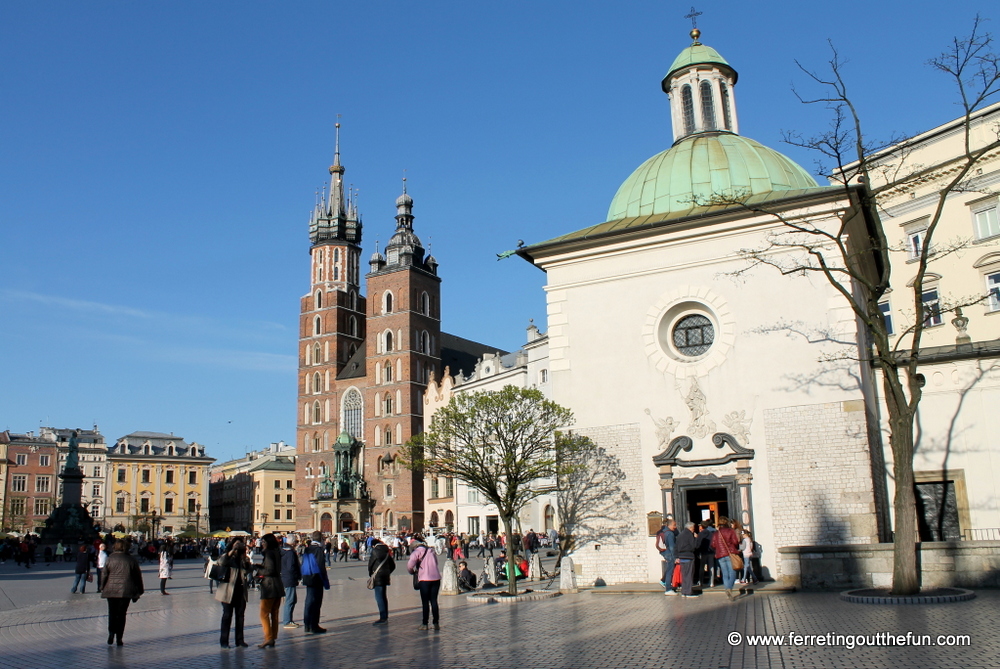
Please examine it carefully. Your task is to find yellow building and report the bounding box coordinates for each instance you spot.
[106,431,214,537]
[247,455,297,535]
[209,441,296,534]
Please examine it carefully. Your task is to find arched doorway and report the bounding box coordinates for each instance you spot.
[544,505,555,532]
[340,512,355,532]
[320,513,333,534]
[430,511,439,528]
[444,510,454,531]
[385,510,394,529]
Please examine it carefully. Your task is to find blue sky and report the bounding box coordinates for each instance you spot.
[0,1,992,462]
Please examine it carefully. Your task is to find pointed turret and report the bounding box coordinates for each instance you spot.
[309,122,362,246]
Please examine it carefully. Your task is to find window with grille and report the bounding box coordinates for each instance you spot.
[672,314,715,356]
[344,389,363,438]
[681,85,695,135]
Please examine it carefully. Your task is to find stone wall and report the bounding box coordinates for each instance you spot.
[568,423,647,585]
[763,401,881,582]
[778,541,1000,590]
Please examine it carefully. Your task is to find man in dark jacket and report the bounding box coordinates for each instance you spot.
[675,522,699,598]
[101,540,144,646]
[71,544,91,594]
[656,519,678,594]
[367,538,396,625]
[301,531,330,634]
[281,537,302,629]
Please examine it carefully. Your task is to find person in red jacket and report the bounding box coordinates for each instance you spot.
[710,517,741,600]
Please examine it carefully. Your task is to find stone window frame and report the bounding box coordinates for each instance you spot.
[913,469,971,539]
[643,287,735,379]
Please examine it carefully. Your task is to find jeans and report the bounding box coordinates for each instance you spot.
[417,580,440,625]
[658,550,675,589]
[71,572,87,593]
[718,556,737,591]
[282,586,298,624]
[742,558,755,582]
[303,586,324,630]
[96,568,103,592]
[373,584,388,621]
[220,600,246,645]
[106,598,131,639]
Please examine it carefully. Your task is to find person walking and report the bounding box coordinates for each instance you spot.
[71,544,91,594]
[301,531,330,634]
[675,522,699,598]
[407,535,441,631]
[256,533,284,648]
[711,517,741,601]
[100,540,143,646]
[368,538,396,626]
[281,536,302,629]
[739,530,757,584]
[158,540,174,595]
[656,519,679,595]
[96,543,108,593]
[216,540,251,648]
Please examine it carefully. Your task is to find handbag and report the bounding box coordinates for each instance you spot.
[729,550,744,571]
[86,572,94,583]
[209,561,229,582]
[410,546,426,590]
[367,552,391,590]
[671,563,682,588]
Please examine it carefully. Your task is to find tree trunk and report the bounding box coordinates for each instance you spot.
[889,414,920,595]
[501,515,517,596]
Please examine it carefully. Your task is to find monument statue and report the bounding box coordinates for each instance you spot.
[64,430,81,472]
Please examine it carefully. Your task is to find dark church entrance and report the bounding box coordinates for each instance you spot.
[684,487,730,526]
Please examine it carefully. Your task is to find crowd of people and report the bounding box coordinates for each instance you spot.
[655,516,762,601]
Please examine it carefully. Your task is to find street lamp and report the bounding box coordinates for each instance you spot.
[196,502,202,534]
[261,512,268,533]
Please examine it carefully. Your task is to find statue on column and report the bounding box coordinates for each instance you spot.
[64,430,81,472]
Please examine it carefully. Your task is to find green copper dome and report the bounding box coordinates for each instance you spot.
[607,133,818,221]
[665,43,736,86]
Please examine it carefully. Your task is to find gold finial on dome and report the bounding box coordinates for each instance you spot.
[684,6,703,44]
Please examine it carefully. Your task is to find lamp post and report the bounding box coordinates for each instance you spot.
[261,512,268,534]
[196,502,202,535]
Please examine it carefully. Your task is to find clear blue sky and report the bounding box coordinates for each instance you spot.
[1,1,991,462]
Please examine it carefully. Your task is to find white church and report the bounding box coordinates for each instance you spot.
[503,28,1000,588]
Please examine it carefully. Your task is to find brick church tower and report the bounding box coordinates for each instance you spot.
[363,180,441,532]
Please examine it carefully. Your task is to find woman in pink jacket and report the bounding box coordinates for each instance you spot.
[407,535,441,631]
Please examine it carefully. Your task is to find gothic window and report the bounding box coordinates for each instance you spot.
[385,292,393,314]
[700,80,715,130]
[315,290,322,309]
[720,82,733,130]
[385,428,393,445]
[384,361,393,383]
[334,266,339,280]
[385,331,394,352]
[681,84,695,135]
[384,395,393,415]
[313,401,322,424]
[314,316,322,336]
[351,291,357,311]
[349,315,358,337]
[419,331,429,354]
[420,291,429,315]
[386,483,393,499]
[343,389,363,438]
[672,314,715,357]
[313,372,322,394]
[313,343,321,365]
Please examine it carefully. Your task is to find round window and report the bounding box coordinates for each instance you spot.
[671,314,715,357]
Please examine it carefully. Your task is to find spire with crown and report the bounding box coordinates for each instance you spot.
[309,120,362,246]
[374,178,437,275]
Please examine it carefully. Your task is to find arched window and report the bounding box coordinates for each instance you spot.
[376,456,383,472]
[386,483,393,498]
[313,343,321,365]
[350,291,357,311]
[349,315,357,337]
[334,248,339,263]
[700,80,715,130]
[315,291,322,309]
[384,395,393,415]
[385,428,393,445]
[430,511,439,528]
[312,434,320,452]
[343,389,363,438]
[313,401,322,424]
[349,343,357,357]
[420,331,429,354]
[720,82,733,130]
[385,292,393,314]
[313,372,322,394]
[314,316,322,335]
[384,361,393,383]
[385,331,394,352]
[385,510,393,528]
[681,84,695,135]
[334,266,339,280]
[420,291,429,315]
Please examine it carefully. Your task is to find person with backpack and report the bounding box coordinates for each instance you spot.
[655,519,678,595]
[368,538,396,626]
[301,531,330,634]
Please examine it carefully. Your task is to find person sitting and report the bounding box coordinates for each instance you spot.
[495,551,508,581]
[457,561,477,592]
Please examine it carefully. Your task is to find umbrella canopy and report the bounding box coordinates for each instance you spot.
[210,530,230,538]
[228,530,250,537]
[111,531,128,539]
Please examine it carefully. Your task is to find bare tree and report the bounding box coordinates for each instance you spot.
[703,19,1000,594]
[399,385,576,596]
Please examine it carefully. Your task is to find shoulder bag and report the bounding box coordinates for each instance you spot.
[367,551,391,590]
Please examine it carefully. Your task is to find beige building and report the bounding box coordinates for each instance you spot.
[865,101,1000,542]
[43,427,108,527]
[209,441,296,534]
[106,431,214,537]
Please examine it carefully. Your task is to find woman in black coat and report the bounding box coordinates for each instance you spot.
[368,538,396,625]
[256,533,284,648]
[100,540,144,646]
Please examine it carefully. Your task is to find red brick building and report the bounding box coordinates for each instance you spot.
[295,129,497,533]
[1,431,58,533]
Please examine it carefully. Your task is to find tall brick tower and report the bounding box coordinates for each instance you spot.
[295,124,369,532]
[364,180,441,532]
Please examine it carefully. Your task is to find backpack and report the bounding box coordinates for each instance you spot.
[753,541,763,558]
[301,550,319,577]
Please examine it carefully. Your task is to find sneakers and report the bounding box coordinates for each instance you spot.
[433,624,440,631]
[658,580,666,587]
[282,623,299,629]
[726,589,735,601]
[681,594,700,598]
[664,590,678,596]
[372,619,388,626]
[418,624,428,631]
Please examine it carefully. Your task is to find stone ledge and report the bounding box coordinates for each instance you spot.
[467,590,561,605]
[840,587,977,605]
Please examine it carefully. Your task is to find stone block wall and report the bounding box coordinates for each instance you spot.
[763,400,881,581]
[567,423,647,585]
[778,541,1000,589]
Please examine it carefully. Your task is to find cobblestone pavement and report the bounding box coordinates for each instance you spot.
[0,557,997,668]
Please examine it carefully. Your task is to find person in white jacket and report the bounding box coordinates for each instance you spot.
[96,543,109,593]
[158,540,174,595]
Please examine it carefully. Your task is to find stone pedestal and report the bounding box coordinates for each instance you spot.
[41,469,97,544]
[560,556,579,593]
[441,559,459,595]
[530,553,543,581]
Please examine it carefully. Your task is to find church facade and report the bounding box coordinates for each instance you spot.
[294,127,498,534]
[518,29,890,585]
